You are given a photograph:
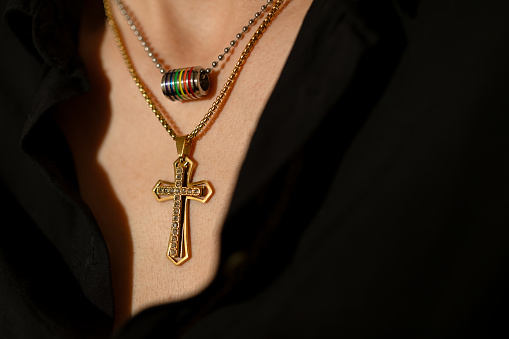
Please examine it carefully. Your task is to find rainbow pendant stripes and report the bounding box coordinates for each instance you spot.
[161,67,210,101]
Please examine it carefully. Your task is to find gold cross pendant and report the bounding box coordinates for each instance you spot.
[152,136,213,265]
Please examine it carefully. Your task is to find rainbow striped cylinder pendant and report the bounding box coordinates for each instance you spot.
[161,67,210,101]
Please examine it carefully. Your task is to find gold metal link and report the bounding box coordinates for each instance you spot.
[103,0,284,142]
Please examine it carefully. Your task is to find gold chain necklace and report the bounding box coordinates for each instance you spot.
[103,0,284,265]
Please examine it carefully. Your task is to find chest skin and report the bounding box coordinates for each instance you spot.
[54,0,313,329]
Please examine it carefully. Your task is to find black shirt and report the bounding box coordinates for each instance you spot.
[1,0,509,337]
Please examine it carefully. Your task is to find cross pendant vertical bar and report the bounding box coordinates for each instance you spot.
[152,136,213,265]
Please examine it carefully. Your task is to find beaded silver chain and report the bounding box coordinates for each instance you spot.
[113,0,274,75]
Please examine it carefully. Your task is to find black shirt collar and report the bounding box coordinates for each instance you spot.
[1,0,409,326]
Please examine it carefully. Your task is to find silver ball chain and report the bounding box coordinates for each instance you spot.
[113,0,275,74]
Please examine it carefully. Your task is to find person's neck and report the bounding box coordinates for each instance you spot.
[113,0,267,67]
